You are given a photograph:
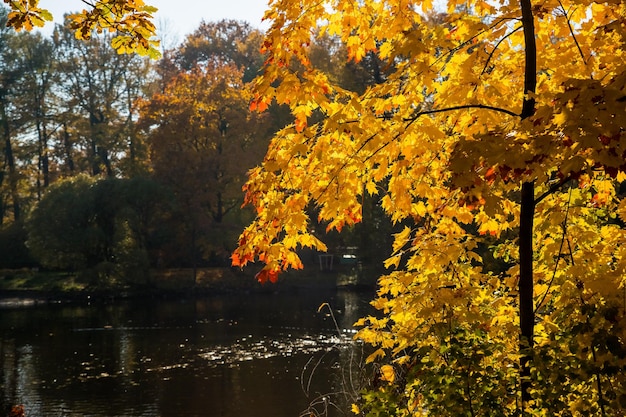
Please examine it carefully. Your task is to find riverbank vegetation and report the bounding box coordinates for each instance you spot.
[0,266,371,298]
[4,1,626,416]
[0,6,389,292]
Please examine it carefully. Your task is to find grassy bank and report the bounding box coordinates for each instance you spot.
[0,265,376,300]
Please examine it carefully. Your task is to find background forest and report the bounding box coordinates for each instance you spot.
[0,7,392,287]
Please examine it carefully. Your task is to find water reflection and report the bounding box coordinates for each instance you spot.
[0,289,374,417]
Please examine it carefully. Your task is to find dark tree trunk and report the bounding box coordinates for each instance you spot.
[0,99,20,221]
[35,118,50,199]
[519,181,535,405]
[519,0,537,409]
[62,123,75,174]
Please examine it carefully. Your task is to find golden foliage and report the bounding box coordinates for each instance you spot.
[3,0,160,57]
[235,0,626,414]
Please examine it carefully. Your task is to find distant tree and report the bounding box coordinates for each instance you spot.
[26,174,100,271]
[174,20,265,83]
[26,175,170,286]
[0,7,37,223]
[9,31,59,200]
[0,220,36,268]
[140,62,269,275]
[53,21,153,178]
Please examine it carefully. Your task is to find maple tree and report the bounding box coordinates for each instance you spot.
[5,0,626,413]
[3,0,159,57]
[232,0,626,415]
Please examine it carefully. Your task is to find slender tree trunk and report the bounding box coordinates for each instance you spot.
[99,146,113,177]
[125,78,138,174]
[0,99,20,221]
[62,123,75,174]
[3,131,19,221]
[0,171,5,226]
[35,118,50,199]
[519,181,535,405]
[191,226,198,285]
[519,0,537,410]
[89,111,107,176]
[90,139,100,176]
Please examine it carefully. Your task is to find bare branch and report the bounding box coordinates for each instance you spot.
[481,25,523,76]
[404,103,519,120]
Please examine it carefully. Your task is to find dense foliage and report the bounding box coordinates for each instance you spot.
[5,0,626,415]
[26,175,170,286]
[0,8,280,281]
[229,0,626,415]
[0,5,377,281]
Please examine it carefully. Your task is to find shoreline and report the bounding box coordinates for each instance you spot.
[0,266,377,308]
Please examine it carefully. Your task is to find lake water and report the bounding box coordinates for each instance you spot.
[0,289,375,417]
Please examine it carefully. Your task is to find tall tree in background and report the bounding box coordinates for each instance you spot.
[53,21,152,177]
[140,62,268,274]
[233,0,626,415]
[175,19,265,83]
[10,32,58,200]
[0,9,25,223]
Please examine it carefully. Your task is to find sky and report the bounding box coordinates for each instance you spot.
[41,0,271,41]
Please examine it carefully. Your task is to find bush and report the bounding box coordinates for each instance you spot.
[0,220,37,268]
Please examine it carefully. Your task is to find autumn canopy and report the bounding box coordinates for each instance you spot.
[233,0,626,414]
[7,0,626,414]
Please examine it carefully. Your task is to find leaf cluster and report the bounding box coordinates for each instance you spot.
[4,0,160,57]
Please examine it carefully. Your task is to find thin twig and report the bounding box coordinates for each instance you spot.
[535,187,573,314]
[534,175,573,205]
[481,25,523,76]
[557,0,587,65]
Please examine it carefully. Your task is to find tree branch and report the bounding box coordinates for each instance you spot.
[481,25,523,76]
[534,175,572,205]
[403,103,519,121]
[535,187,573,314]
[557,0,587,65]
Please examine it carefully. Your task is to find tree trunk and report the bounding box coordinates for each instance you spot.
[62,123,75,174]
[519,0,537,409]
[0,98,20,221]
[35,117,50,200]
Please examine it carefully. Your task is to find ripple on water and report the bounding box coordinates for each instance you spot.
[198,332,357,366]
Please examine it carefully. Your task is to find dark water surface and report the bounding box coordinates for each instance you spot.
[0,289,374,417]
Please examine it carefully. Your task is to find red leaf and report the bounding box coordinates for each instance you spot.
[255,269,279,284]
[231,252,243,267]
[9,405,25,417]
